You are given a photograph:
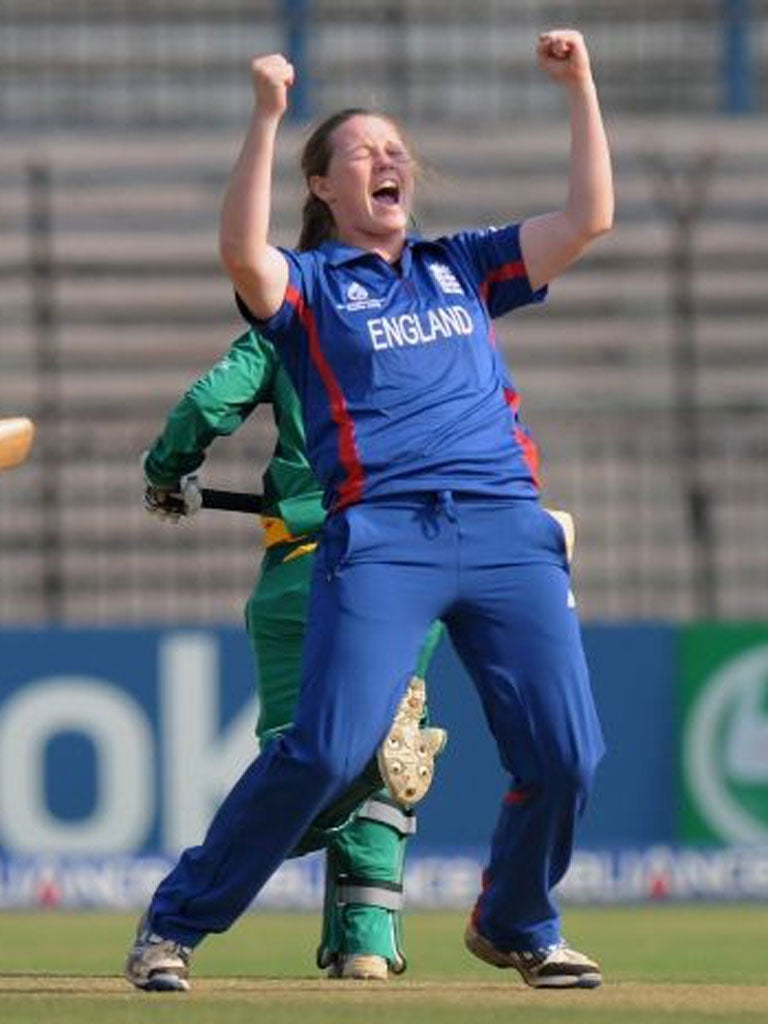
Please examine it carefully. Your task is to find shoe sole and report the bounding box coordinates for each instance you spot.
[132,971,190,992]
[465,926,602,989]
[531,974,602,989]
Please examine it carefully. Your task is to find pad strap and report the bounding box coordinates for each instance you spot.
[357,795,417,836]
[336,875,405,912]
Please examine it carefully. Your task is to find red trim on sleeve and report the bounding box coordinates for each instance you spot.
[478,260,527,304]
[287,285,365,507]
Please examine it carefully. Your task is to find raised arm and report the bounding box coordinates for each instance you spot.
[520,30,614,292]
[219,54,294,320]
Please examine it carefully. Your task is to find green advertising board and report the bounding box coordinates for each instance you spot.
[682,624,768,843]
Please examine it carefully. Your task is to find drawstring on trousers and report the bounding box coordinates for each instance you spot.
[419,491,458,539]
[435,490,458,523]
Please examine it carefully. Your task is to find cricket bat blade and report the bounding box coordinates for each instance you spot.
[0,417,36,471]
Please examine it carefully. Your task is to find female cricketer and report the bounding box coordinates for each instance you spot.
[126,28,613,992]
[141,328,445,980]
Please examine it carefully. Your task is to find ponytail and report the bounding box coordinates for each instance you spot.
[298,193,336,252]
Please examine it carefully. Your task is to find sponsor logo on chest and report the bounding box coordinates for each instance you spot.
[336,282,385,313]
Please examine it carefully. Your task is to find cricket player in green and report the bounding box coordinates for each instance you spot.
[142,327,446,980]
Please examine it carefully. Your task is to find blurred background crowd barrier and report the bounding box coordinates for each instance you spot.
[2,0,768,623]
[0,0,763,128]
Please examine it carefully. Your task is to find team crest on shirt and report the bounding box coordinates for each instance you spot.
[336,281,385,313]
[428,262,464,296]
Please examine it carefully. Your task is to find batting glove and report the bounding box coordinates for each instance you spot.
[142,453,202,523]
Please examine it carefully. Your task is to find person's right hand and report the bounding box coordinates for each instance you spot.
[250,53,295,118]
[141,452,202,523]
[144,474,202,523]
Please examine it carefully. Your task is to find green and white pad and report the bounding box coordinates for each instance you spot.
[316,791,416,975]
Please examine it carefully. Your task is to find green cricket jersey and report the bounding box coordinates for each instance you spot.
[144,329,325,542]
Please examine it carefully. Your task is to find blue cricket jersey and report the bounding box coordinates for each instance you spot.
[239,222,547,510]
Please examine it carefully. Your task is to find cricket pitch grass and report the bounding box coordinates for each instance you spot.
[0,906,766,1023]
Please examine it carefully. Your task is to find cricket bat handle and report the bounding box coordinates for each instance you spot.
[200,488,263,514]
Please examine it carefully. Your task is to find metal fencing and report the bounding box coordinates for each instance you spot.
[0,0,766,130]
[3,111,768,624]
[2,2,768,624]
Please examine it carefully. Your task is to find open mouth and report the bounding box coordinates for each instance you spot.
[371,182,401,207]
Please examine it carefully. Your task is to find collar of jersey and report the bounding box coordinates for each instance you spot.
[319,233,446,268]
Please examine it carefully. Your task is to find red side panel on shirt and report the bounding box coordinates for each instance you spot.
[287,285,365,507]
[503,386,541,488]
[480,260,540,487]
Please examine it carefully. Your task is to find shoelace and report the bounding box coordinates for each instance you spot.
[519,939,572,965]
[145,932,191,962]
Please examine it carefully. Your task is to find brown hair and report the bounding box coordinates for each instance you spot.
[297,107,409,251]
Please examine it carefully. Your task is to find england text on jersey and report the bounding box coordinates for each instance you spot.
[367,305,473,351]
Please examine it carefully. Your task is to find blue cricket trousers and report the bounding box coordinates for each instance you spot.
[149,494,604,952]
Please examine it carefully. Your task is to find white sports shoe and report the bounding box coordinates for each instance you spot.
[327,953,389,981]
[465,923,601,989]
[377,676,448,807]
[124,914,192,992]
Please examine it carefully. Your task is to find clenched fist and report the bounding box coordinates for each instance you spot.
[537,30,592,85]
[250,53,295,118]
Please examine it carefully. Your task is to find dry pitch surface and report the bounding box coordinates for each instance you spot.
[0,976,765,1024]
[0,907,766,1023]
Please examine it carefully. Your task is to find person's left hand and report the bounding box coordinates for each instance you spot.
[536,29,592,86]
